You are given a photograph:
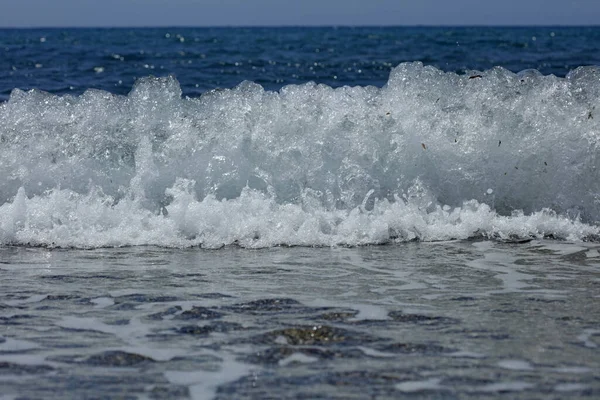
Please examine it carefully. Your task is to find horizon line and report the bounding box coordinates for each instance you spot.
[1,23,599,29]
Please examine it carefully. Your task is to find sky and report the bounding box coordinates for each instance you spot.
[0,0,599,27]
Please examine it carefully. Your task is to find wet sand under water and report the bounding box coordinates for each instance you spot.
[1,240,599,399]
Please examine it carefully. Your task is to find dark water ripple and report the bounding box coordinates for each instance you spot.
[1,242,600,398]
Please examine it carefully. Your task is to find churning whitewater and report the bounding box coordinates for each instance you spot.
[1,62,599,248]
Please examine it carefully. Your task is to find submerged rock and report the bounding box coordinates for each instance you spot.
[84,351,155,366]
[255,325,377,346]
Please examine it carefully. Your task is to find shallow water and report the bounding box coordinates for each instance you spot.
[2,240,599,399]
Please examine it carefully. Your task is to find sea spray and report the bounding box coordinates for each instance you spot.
[1,62,599,247]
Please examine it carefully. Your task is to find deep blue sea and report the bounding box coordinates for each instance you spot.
[1,27,600,399]
[2,27,600,101]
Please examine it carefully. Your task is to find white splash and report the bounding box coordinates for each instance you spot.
[1,63,599,248]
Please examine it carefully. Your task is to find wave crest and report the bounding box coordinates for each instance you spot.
[1,62,599,247]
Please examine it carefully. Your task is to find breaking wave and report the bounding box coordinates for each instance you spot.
[1,62,599,248]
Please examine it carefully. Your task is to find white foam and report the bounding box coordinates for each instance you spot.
[0,183,596,249]
[91,297,115,308]
[164,354,253,400]
[497,359,534,370]
[0,354,48,366]
[448,351,486,359]
[278,352,319,366]
[477,381,535,392]
[56,316,152,344]
[585,249,600,258]
[554,366,592,374]
[117,346,187,362]
[577,329,600,348]
[0,337,39,352]
[4,294,47,306]
[396,378,444,392]
[273,335,288,345]
[1,64,600,248]
[348,304,391,321]
[555,383,589,392]
[357,346,396,358]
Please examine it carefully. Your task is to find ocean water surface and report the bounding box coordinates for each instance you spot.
[1,27,600,399]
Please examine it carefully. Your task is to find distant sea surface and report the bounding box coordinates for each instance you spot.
[2,26,600,101]
[1,27,600,399]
